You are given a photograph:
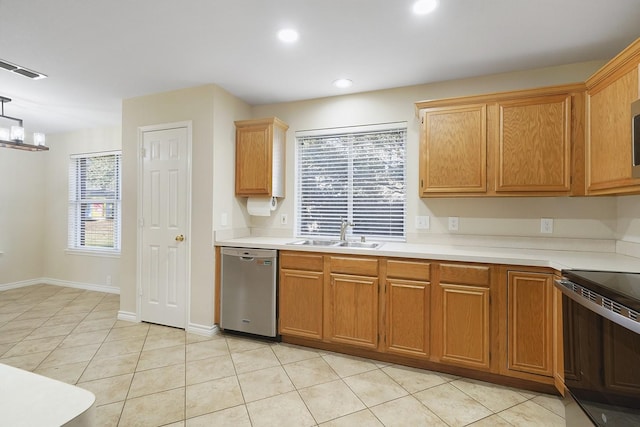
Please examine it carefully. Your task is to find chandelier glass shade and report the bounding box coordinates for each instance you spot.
[0,95,48,151]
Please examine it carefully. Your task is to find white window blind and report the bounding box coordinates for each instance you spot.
[68,151,122,252]
[295,123,406,240]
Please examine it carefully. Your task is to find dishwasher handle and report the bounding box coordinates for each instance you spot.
[221,247,278,259]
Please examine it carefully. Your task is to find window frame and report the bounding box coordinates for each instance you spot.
[294,122,407,241]
[67,150,122,255]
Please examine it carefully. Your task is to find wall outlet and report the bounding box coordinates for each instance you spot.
[448,216,459,231]
[280,214,288,225]
[415,215,430,230]
[541,218,554,234]
[106,275,112,286]
[220,213,228,227]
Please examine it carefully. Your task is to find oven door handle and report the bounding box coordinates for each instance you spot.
[555,279,640,334]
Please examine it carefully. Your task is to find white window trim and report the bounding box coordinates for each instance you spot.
[68,150,122,254]
[294,122,407,241]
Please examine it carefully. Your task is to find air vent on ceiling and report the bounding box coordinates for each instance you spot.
[0,58,47,80]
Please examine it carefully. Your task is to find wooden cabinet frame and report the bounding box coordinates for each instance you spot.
[272,251,561,393]
[416,83,586,197]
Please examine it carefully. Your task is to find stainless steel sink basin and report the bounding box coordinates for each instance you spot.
[287,239,343,247]
[337,241,383,249]
[287,239,383,249]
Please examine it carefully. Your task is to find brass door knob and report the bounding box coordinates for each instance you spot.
[175,234,185,242]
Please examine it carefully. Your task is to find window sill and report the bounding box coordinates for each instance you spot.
[65,249,121,259]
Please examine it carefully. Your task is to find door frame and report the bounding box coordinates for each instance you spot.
[136,121,193,327]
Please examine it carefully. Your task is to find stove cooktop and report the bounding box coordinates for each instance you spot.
[562,270,640,313]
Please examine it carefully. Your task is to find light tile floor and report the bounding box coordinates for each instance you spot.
[0,285,567,426]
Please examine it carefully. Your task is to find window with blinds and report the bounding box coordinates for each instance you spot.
[68,151,122,252]
[295,123,406,240]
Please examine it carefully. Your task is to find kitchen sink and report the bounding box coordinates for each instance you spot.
[287,239,343,247]
[287,239,383,249]
[337,241,383,249]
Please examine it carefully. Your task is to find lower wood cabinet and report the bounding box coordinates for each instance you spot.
[278,252,324,340]
[326,255,379,349]
[434,264,492,371]
[279,269,324,340]
[276,250,560,391]
[506,270,554,378]
[440,284,491,369]
[327,273,379,349]
[385,260,431,358]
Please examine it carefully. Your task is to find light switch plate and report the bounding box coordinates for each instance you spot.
[415,215,430,230]
[280,214,288,225]
[448,216,459,231]
[541,218,553,234]
[221,213,228,227]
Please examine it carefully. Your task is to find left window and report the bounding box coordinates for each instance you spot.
[68,151,122,253]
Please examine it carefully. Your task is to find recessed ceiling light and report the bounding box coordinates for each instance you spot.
[413,0,439,15]
[277,28,299,43]
[332,78,353,89]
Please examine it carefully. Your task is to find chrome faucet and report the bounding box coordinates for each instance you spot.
[339,218,354,241]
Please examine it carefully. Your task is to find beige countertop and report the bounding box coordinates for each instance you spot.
[215,236,640,273]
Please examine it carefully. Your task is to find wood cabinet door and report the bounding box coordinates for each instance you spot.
[327,273,379,349]
[507,271,553,377]
[497,95,571,193]
[439,283,490,370]
[587,67,640,194]
[386,278,430,358]
[279,269,323,340]
[235,123,272,196]
[419,105,487,194]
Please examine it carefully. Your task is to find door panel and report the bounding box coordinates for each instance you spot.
[141,126,189,328]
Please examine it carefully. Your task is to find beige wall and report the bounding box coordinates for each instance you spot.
[617,195,640,243]
[42,127,122,290]
[121,84,251,328]
[250,60,621,242]
[212,86,252,233]
[0,148,46,284]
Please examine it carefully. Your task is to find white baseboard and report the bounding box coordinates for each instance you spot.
[117,311,138,322]
[187,322,220,337]
[43,278,120,294]
[0,277,119,294]
[0,278,44,291]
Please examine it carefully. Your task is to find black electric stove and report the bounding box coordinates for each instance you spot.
[557,269,640,427]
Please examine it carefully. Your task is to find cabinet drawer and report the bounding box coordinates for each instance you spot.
[386,260,430,281]
[440,264,490,287]
[280,252,323,271]
[330,256,378,276]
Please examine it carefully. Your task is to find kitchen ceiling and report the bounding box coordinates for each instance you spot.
[1,0,639,135]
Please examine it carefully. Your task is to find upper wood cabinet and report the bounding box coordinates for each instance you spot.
[419,105,487,194]
[416,84,586,197]
[586,39,640,195]
[235,117,288,197]
[496,95,571,193]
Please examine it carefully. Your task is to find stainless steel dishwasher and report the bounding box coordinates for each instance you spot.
[220,247,278,338]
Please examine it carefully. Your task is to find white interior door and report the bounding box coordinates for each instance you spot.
[140,126,190,328]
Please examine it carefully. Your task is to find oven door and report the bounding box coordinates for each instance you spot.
[559,290,640,426]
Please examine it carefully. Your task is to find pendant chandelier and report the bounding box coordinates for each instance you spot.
[0,96,48,152]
